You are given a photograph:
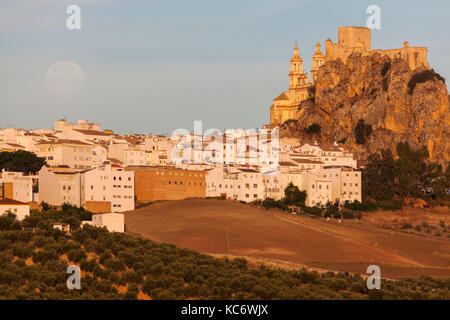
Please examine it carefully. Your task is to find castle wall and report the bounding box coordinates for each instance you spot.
[376,47,428,69]
[338,27,371,51]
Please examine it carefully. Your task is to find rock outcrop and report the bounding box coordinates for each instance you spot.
[280,53,450,166]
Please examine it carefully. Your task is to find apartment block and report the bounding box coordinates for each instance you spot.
[36,139,94,169]
[38,162,135,213]
[126,165,206,202]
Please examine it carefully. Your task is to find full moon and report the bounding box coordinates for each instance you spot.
[45,61,85,98]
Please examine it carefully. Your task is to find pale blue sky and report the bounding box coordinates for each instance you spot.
[1,0,449,134]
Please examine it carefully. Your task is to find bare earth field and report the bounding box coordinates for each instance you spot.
[125,199,450,280]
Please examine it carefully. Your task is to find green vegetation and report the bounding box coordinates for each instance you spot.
[1,211,449,300]
[344,200,377,212]
[362,142,449,204]
[253,183,306,210]
[284,183,307,206]
[408,69,446,94]
[304,123,321,135]
[0,150,46,174]
[354,119,372,145]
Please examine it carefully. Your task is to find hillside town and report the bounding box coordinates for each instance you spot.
[0,118,362,220]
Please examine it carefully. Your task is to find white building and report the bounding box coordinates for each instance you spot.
[54,119,100,132]
[205,166,264,202]
[38,166,83,207]
[319,166,362,204]
[0,170,36,203]
[108,143,146,166]
[0,198,30,220]
[56,128,113,144]
[300,172,333,207]
[92,213,125,232]
[82,162,135,212]
[289,142,357,169]
[38,162,134,213]
[35,139,94,169]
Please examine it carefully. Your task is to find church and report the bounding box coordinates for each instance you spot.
[269,26,429,126]
[269,42,324,126]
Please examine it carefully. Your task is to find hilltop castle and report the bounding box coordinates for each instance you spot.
[269,26,429,125]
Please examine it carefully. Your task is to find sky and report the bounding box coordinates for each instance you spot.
[1,0,449,135]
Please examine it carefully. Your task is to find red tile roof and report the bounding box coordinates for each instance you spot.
[36,139,92,146]
[0,198,29,206]
[73,129,112,136]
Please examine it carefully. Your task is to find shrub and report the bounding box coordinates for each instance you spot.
[324,206,338,218]
[67,248,87,263]
[304,123,321,135]
[401,222,413,229]
[377,200,402,211]
[381,61,391,77]
[12,244,33,259]
[408,69,446,94]
[302,206,323,216]
[342,210,354,219]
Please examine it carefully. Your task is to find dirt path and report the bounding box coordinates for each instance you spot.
[125,199,450,279]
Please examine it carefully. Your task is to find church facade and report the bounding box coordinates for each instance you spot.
[269,42,324,126]
[269,26,429,126]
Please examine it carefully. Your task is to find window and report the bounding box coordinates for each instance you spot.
[253,184,257,188]
[245,194,249,198]
[168,181,171,184]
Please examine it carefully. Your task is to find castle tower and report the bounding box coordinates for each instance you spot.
[289,43,309,90]
[310,42,325,84]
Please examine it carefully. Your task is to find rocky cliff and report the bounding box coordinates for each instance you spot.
[280,53,450,166]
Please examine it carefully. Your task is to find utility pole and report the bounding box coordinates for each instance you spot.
[226,228,230,256]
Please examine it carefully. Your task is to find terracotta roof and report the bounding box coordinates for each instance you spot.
[238,168,260,173]
[318,143,342,152]
[278,162,298,167]
[292,159,324,164]
[73,129,112,136]
[274,92,290,101]
[0,198,29,206]
[5,143,25,148]
[107,158,124,165]
[36,139,92,146]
